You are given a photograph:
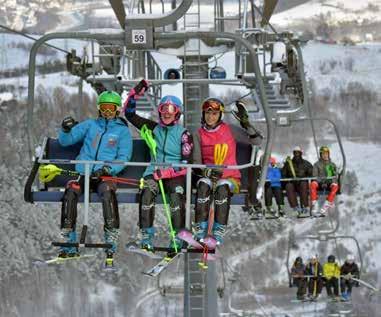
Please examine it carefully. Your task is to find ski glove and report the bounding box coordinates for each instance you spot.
[91,166,112,178]
[61,116,78,133]
[233,101,251,130]
[134,79,149,96]
[153,168,187,180]
[124,79,149,114]
[203,168,223,181]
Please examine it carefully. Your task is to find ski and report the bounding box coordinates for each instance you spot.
[125,242,162,259]
[177,229,218,261]
[33,254,94,266]
[142,252,182,277]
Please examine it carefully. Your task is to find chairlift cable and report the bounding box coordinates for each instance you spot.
[0,24,70,54]
[251,4,278,35]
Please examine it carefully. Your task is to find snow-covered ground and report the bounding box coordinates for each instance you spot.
[271,0,381,27]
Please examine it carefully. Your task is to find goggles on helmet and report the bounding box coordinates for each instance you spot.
[202,99,224,113]
[320,146,330,153]
[99,103,118,114]
[158,102,179,115]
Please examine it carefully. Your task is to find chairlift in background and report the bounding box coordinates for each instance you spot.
[164,68,181,80]
[209,66,226,79]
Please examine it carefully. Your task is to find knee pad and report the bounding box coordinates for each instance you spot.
[139,186,157,228]
[195,180,211,222]
[102,190,120,229]
[214,184,231,225]
[61,189,78,229]
[169,192,185,229]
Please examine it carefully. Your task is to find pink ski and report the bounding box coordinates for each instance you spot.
[177,230,218,261]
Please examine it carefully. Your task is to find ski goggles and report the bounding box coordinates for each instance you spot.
[158,102,179,115]
[99,103,118,114]
[202,99,224,112]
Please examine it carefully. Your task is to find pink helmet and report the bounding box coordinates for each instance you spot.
[269,156,277,165]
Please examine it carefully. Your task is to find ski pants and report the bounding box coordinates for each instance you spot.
[341,279,356,294]
[293,277,307,297]
[139,175,185,231]
[310,181,339,203]
[325,277,339,296]
[195,177,238,225]
[308,277,323,296]
[61,177,119,232]
[264,183,284,208]
[246,165,261,208]
[285,181,309,208]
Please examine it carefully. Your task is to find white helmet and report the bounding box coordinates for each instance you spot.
[310,255,318,261]
[347,254,355,263]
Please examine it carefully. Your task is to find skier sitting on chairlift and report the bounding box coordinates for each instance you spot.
[291,256,307,300]
[282,146,313,216]
[124,79,194,254]
[58,91,133,268]
[264,156,285,217]
[323,254,341,300]
[192,99,262,245]
[310,146,339,217]
[340,255,360,301]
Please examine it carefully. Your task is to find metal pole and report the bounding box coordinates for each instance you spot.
[84,163,90,226]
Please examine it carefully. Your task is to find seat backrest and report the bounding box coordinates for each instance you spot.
[45,138,82,188]
[44,138,151,188]
[235,141,253,190]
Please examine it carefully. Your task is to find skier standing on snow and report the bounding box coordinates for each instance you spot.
[291,256,307,300]
[323,254,341,300]
[340,255,360,301]
[310,146,339,217]
[192,99,262,244]
[124,80,193,253]
[282,146,312,216]
[58,91,133,268]
[264,156,285,217]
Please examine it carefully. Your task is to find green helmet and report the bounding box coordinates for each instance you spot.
[319,145,330,155]
[97,91,121,110]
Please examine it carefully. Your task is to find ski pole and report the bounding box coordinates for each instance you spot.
[39,164,139,186]
[140,124,178,253]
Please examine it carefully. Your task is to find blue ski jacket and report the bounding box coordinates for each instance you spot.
[58,117,133,175]
[267,165,282,188]
[144,124,186,177]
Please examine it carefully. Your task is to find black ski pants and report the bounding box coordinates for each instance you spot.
[264,183,284,207]
[285,181,309,208]
[61,177,119,231]
[308,277,323,296]
[325,277,339,296]
[294,277,307,298]
[139,175,185,230]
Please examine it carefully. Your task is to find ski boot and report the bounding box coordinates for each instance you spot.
[139,227,155,252]
[58,229,79,258]
[167,235,183,257]
[192,221,208,242]
[278,205,286,217]
[310,200,319,217]
[212,222,226,246]
[320,200,333,216]
[104,251,114,268]
[265,206,278,218]
[104,227,119,254]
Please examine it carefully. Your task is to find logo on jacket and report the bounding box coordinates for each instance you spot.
[107,134,118,147]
